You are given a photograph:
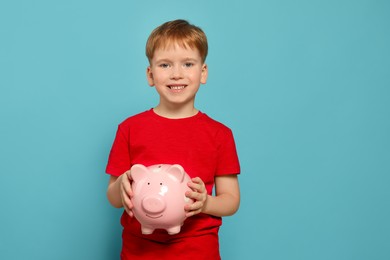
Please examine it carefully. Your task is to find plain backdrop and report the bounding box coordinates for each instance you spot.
[1,0,389,259]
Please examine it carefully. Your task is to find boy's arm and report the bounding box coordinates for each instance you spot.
[185,175,240,217]
[106,172,134,217]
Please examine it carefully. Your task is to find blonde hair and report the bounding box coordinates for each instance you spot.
[146,19,208,63]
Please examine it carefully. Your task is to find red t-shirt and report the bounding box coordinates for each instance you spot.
[106,109,240,259]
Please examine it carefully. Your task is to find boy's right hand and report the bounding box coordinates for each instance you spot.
[120,170,134,217]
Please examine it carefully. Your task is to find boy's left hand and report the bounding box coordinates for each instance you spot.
[185,177,208,217]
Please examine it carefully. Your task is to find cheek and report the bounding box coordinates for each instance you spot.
[187,72,200,81]
[152,73,168,85]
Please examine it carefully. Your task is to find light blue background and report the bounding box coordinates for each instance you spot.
[1,0,389,259]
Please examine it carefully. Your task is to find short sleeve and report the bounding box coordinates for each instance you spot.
[215,127,240,175]
[105,125,131,176]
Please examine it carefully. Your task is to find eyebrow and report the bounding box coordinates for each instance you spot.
[154,57,200,63]
[182,58,199,62]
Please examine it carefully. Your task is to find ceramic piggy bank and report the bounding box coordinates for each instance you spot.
[130,164,193,235]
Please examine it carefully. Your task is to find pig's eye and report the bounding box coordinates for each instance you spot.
[147,182,150,185]
[160,183,163,185]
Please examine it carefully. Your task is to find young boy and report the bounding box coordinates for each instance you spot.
[106,19,240,260]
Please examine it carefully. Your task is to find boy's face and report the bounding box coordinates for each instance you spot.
[146,43,208,110]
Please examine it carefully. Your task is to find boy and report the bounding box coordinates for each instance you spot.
[106,19,240,260]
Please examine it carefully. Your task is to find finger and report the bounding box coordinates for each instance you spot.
[123,194,134,209]
[122,194,134,217]
[189,177,206,191]
[121,175,134,198]
[191,177,203,185]
[187,182,204,193]
[193,200,204,210]
[185,207,202,217]
[185,199,203,212]
[124,170,133,181]
[186,191,202,202]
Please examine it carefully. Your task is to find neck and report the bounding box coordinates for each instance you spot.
[153,104,198,119]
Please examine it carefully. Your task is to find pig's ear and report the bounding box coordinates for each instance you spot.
[168,164,185,183]
[130,164,148,181]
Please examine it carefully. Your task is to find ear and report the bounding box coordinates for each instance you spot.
[130,164,149,181]
[146,66,155,86]
[167,164,185,183]
[200,63,208,84]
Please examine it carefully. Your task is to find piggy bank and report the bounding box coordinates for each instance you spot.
[130,164,193,235]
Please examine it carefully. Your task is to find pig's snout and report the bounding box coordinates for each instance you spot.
[142,196,166,214]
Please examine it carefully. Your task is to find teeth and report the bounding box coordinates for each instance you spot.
[170,86,185,90]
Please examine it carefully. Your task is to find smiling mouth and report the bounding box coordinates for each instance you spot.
[168,85,186,90]
[146,214,163,219]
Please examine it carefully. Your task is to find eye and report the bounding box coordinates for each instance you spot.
[184,62,194,68]
[159,63,170,68]
[147,182,150,185]
[160,183,163,185]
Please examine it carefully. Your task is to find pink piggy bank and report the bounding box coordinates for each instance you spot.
[130,164,193,235]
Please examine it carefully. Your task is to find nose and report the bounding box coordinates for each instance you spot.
[170,65,183,79]
[142,196,166,214]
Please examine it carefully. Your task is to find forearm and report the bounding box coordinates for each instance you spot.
[202,192,240,217]
[199,175,240,217]
[106,175,123,208]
